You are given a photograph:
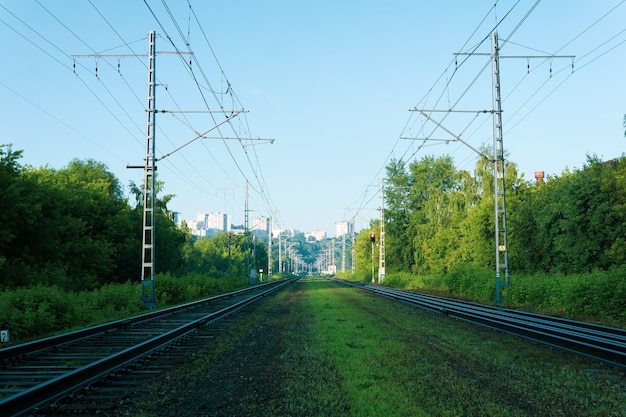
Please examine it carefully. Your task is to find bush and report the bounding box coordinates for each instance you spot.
[0,285,77,342]
[0,273,253,344]
[84,282,144,318]
[382,272,413,288]
[444,264,494,300]
[155,272,248,305]
[155,273,190,305]
[382,267,625,327]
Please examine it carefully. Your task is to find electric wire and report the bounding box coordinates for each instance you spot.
[3,2,623,234]
[86,0,218,203]
[144,0,249,190]
[347,1,519,224]
[185,0,281,218]
[458,1,625,164]
[0,4,143,151]
[160,0,281,225]
[85,1,242,203]
[0,79,127,164]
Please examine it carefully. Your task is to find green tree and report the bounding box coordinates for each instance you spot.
[182,231,268,279]
[0,154,139,290]
[0,145,30,285]
[384,159,413,272]
[354,223,379,281]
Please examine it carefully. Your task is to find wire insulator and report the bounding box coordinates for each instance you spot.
[549,59,552,78]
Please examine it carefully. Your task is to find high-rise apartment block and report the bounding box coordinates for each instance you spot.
[335,221,353,237]
[189,212,232,237]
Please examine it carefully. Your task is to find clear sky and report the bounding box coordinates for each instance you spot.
[1,1,624,236]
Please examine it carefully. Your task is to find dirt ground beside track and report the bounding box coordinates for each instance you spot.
[119,283,310,417]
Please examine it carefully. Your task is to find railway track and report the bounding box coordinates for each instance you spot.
[0,279,295,417]
[336,279,626,369]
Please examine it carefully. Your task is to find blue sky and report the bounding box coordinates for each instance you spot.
[1,1,624,236]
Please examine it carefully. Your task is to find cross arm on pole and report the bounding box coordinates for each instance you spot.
[71,52,193,59]
[156,110,247,161]
[453,53,575,59]
[201,137,275,146]
[408,109,492,161]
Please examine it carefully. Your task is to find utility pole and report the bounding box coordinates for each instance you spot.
[268,217,273,278]
[74,31,263,308]
[76,31,161,309]
[278,232,282,273]
[244,180,253,283]
[341,232,346,273]
[351,222,356,278]
[491,32,508,303]
[378,178,386,283]
[330,238,335,274]
[407,31,573,303]
[141,30,157,308]
[370,232,376,283]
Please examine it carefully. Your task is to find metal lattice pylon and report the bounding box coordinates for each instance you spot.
[140,31,157,309]
[491,32,509,303]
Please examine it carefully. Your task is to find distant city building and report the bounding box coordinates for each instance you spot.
[335,221,353,237]
[171,211,181,226]
[189,211,232,237]
[230,224,246,234]
[308,229,327,241]
[206,212,231,232]
[275,228,300,238]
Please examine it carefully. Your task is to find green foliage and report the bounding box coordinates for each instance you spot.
[383,153,626,288]
[353,225,379,280]
[381,267,625,326]
[0,283,144,343]
[0,146,274,342]
[379,271,413,288]
[507,267,626,323]
[182,232,268,279]
[444,264,494,300]
[155,272,248,306]
[383,155,505,275]
[279,280,625,416]
[0,273,250,343]
[0,147,211,292]
[0,153,140,290]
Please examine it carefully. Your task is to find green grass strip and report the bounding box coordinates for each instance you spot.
[283,279,625,417]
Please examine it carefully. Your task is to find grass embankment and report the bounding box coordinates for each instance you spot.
[126,278,625,417]
[338,266,626,328]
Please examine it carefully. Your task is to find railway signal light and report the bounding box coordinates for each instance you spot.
[369,233,376,243]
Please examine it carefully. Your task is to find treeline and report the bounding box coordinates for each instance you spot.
[0,144,267,293]
[354,152,626,277]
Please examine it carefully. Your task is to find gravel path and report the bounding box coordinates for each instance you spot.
[119,282,319,416]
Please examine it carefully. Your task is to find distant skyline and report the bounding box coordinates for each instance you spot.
[1,1,624,237]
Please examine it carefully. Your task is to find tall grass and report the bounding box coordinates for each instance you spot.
[0,273,250,344]
[381,265,626,327]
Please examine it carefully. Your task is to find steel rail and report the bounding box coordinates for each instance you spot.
[337,280,626,369]
[0,279,293,417]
